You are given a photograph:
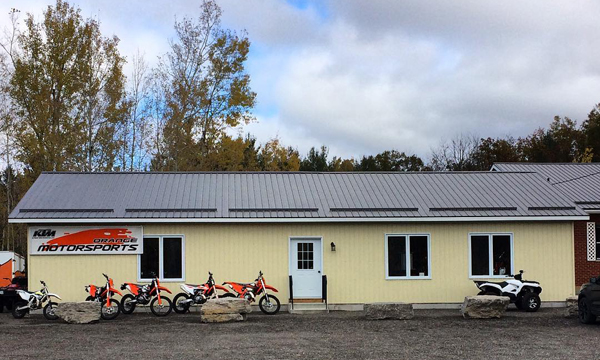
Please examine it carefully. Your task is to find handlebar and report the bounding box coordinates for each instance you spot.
[40,280,46,286]
[103,273,109,280]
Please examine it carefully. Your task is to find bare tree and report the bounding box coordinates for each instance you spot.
[429,133,480,171]
[118,50,152,171]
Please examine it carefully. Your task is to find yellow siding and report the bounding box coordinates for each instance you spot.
[28,221,575,304]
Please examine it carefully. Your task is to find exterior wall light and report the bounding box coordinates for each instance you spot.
[330,242,336,252]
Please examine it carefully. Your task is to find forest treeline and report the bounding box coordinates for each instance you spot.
[0,0,598,253]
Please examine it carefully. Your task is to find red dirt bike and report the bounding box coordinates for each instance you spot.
[85,273,122,320]
[173,271,233,314]
[120,273,173,316]
[223,271,280,315]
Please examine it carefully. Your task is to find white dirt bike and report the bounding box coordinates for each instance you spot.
[474,270,542,312]
[12,280,62,320]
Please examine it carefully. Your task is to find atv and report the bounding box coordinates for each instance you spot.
[474,270,542,312]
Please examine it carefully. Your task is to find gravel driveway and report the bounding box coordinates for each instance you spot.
[1,308,598,359]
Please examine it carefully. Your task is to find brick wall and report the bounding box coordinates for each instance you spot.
[574,214,600,286]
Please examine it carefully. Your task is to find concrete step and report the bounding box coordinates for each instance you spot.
[288,302,329,314]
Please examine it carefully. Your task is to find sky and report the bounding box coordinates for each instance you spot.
[1,0,599,160]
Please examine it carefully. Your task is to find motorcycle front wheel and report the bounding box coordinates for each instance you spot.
[43,302,59,320]
[120,294,136,314]
[101,299,121,320]
[150,296,172,317]
[12,300,29,319]
[259,295,280,315]
[173,293,191,314]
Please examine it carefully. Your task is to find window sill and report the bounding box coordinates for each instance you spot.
[386,276,431,280]
[469,275,513,279]
[138,278,184,283]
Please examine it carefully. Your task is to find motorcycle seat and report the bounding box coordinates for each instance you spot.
[185,284,205,288]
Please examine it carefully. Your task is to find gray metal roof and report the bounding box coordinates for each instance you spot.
[8,171,588,222]
[492,163,600,210]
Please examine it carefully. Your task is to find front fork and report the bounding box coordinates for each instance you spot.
[261,279,270,303]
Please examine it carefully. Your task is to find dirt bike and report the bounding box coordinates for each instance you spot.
[173,271,232,314]
[474,270,542,312]
[12,280,61,320]
[223,271,280,315]
[120,273,173,316]
[85,273,122,320]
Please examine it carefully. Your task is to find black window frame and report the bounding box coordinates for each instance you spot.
[138,235,185,281]
[385,234,431,279]
[469,233,513,278]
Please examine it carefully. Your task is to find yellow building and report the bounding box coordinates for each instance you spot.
[9,172,588,310]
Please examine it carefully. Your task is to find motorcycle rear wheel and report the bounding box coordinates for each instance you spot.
[150,296,172,317]
[101,299,121,320]
[259,295,280,315]
[173,293,191,314]
[43,302,59,320]
[120,294,136,314]
[12,300,28,319]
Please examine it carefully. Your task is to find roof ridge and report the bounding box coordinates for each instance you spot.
[40,171,537,175]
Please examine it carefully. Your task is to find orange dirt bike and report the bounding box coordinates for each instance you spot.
[173,271,233,314]
[223,271,280,315]
[120,273,173,316]
[85,273,122,320]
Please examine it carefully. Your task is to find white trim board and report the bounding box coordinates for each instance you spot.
[9,215,589,224]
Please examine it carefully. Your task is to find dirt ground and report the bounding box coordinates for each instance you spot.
[1,308,598,360]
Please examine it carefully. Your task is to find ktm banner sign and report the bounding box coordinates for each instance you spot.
[29,226,143,255]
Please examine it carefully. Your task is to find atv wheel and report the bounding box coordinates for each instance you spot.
[578,297,597,324]
[173,293,191,314]
[101,299,121,320]
[12,300,28,319]
[120,294,136,314]
[515,296,524,310]
[43,302,59,320]
[521,293,541,312]
[259,294,280,315]
[150,296,172,316]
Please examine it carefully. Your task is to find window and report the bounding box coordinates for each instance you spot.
[139,236,184,281]
[297,242,314,270]
[386,234,430,279]
[469,233,513,278]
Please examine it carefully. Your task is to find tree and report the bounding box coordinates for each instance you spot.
[118,51,152,171]
[582,104,600,162]
[151,0,256,171]
[429,134,479,171]
[8,0,127,178]
[300,146,329,171]
[518,116,584,163]
[471,137,520,170]
[356,150,425,171]
[258,138,300,171]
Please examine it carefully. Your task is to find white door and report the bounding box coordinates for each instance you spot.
[290,238,322,298]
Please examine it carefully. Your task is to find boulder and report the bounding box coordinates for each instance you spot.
[200,298,251,323]
[201,313,247,323]
[200,298,252,315]
[461,295,510,319]
[565,296,578,318]
[55,302,101,324]
[364,302,414,320]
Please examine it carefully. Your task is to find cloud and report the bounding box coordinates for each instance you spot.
[0,0,599,160]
